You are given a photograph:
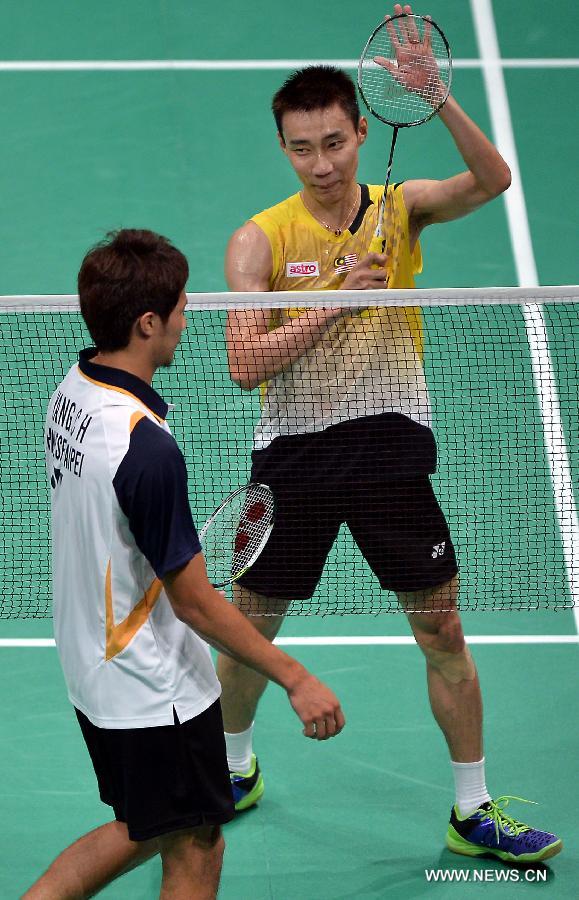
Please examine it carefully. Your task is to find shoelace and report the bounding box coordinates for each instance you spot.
[480,796,537,843]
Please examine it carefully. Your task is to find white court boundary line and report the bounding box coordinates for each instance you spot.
[0,58,578,72]
[0,635,577,648]
[471,0,579,632]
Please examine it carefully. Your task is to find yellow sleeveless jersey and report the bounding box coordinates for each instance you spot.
[249,184,431,449]
[252,183,421,292]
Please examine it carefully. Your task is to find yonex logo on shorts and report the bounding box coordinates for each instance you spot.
[432,541,446,558]
[286,261,320,277]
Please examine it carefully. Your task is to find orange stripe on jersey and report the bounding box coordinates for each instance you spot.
[78,370,165,423]
[105,561,163,661]
[130,411,146,433]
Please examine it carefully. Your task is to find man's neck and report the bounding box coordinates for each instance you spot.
[91,351,154,385]
[301,182,360,230]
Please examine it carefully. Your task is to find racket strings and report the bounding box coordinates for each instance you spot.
[232,491,274,569]
[359,15,451,126]
[201,484,275,585]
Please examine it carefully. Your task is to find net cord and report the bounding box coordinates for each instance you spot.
[0,285,577,312]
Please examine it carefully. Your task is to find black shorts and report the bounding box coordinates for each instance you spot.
[239,414,458,601]
[75,700,235,842]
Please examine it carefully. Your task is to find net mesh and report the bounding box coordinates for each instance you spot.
[358,14,451,126]
[1,287,578,617]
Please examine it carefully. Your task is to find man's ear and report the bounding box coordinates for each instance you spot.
[135,311,156,339]
[277,131,287,154]
[358,116,368,146]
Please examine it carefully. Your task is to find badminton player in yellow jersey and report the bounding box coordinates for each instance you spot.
[216,4,562,864]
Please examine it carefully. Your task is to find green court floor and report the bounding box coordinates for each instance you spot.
[0,0,577,897]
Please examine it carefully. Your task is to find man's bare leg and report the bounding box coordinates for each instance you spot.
[159,825,224,900]
[23,820,158,899]
[24,821,224,900]
[216,586,289,807]
[398,576,483,762]
[217,585,289,733]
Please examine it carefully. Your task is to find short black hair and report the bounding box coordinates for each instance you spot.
[272,66,361,138]
[78,229,188,352]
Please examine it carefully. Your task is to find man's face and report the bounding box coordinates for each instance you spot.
[279,103,367,203]
[156,291,187,368]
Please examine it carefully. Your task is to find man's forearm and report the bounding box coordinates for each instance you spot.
[438,96,511,197]
[229,307,344,390]
[166,568,308,690]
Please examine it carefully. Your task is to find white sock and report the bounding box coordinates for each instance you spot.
[451,757,492,817]
[225,723,254,774]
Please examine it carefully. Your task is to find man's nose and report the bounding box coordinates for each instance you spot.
[311,152,333,177]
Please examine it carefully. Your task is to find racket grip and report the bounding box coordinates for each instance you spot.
[369,234,386,255]
[368,233,387,270]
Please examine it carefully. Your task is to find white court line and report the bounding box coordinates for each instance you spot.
[471,0,579,633]
[1,635,577,648]
[0,58,578,72]
[281,636,579,646]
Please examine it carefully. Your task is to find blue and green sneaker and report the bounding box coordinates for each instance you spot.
[230,754,264,812]
[446,796,562,863]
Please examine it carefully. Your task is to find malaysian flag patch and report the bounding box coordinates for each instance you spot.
[334,253,358,274]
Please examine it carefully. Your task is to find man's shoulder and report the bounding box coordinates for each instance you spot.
[250,192,302,228]
[113,415,186,498]
[128,414,180,461]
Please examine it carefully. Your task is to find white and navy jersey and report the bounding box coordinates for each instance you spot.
[45,349,221,729]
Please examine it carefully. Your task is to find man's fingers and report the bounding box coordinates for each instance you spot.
[304,721,317,739]
[335,706,346,732]
[374,55,396,75]
[303,719,325,739]
[363,252,388,266]
[367,272,389,284]
[385,16,401,52]
[303,717,336,740]
[405,7,421,43]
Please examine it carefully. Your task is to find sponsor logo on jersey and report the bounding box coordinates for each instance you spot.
[334,253,358,274]
[286,261,320,277]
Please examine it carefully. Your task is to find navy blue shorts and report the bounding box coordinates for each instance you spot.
[238,414,458,601]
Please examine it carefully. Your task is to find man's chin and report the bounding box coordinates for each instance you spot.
[312,182,341,195]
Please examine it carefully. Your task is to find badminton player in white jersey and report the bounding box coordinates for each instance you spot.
[217,4,562,865]
[26,229,344,900]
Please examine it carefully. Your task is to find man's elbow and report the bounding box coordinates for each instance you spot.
[491,162,512,198]
[229,363,258,392]
[170,588,210,632]
[168,590,195,627]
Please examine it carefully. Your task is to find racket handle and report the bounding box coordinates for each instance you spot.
[368,233,386,256]
[369,233,388,274]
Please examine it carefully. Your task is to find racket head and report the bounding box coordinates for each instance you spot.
[199,483,275,588]
[358,13,452,128]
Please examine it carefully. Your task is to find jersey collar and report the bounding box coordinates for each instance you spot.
[78,348,168,421]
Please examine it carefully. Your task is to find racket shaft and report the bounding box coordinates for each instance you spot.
[371,127,398,266]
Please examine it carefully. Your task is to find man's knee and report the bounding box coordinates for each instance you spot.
[192,824,224,853]
[160,824,224,863]
[411,614,476,684]
[233,584,291,620]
